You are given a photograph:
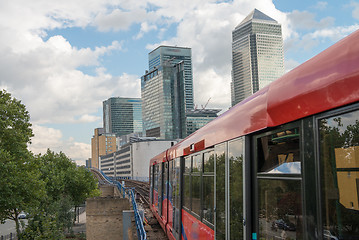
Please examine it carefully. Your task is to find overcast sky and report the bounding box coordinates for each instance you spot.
[1,0,358,165]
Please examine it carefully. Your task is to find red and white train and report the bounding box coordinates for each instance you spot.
[149,30,359,240]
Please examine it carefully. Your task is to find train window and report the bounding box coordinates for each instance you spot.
[258,128,301,174]
[172,158,181,234]
[185,156,191,173]
[256,127,303,240]
[150,165,153,203]
[164,162,169,218]
[228,138,244,239]
[215,143,226,240]
[192,154,202,173]
[203,151,214,225]
[158,163,163,215]
[153,164,159,209]
[183,156,191,210]
[319,109,359,239]
[191,175,201,216]
[204,150,214,173]
[191,154,202,216]
[258,178,302,238]
[154,164,158,191]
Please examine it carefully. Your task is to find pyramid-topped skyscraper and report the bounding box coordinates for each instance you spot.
[231,9,284,106]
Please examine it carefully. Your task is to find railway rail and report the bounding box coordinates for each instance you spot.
[121,179,150,206]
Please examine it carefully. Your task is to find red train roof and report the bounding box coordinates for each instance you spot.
[153,29,359,163]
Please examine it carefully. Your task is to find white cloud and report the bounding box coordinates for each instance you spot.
[284,8,358,55]
[94,8,148,32]
[29,124,90,165]
[77,114,101,123]
[134,22,158,40]
[0,33,133,124]
[309,24,359,41]
[351,1,359,20]
[313,1,328,10]
[287,10,335,30]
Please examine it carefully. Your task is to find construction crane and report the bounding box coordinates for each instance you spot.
[201,97,211,109]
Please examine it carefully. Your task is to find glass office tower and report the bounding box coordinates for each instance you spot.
[148,46,194,111]
[231,9,284,106]
[141,61,186,139]
[103,97,143,137]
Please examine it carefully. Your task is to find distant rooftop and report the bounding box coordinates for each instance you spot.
[236,8,278,29]
[149,45,191,55]
[186,108,221,117]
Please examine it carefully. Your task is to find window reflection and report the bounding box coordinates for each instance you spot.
[183,175,191,210]
[258,179,303,240]
[319,110,359,239]
[173,159,181,233]
[203,151,214,225]
[192,154,202,173]
[258,128,301,174]
[216,144,226,240]
[228,138,244,239]
[191,175,201,216]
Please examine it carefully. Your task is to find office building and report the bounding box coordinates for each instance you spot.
[186,109,221,136]
[103,97,142,136]
[141,61,186,139]
[231,9,284,106]
[100,139,177,181]
[90,128,116,169]
[148,46,194,111]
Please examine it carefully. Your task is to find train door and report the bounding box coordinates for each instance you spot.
[215,137,245,240]
[164,162,169,222]
[171,158,181,239]
[150,165,153,205]
[253,125,303,240]
[158,163,163,215]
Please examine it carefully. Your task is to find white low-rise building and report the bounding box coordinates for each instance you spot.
[100,139,177,181]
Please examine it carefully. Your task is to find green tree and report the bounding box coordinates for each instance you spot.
[0,90,45,237]
[22,150,99,238]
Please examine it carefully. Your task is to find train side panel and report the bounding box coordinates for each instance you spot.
[181,209,214,240]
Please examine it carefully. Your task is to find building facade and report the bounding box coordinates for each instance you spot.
[91,128,116,169]
[231,9,284,106]
[100,139,177,181]
[186,109,221,136]
[148,46,194,111]
[103,97,142,136]
[141,61,186,139]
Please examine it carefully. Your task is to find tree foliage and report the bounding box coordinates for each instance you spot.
[0,90,44,236]
[0,90,99,239]
[21,150,99,238]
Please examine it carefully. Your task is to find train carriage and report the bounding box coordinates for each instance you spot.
[149,30,359,240]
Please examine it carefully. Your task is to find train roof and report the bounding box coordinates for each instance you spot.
[150,29,359,165]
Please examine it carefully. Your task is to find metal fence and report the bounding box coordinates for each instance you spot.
[0,232,17,240]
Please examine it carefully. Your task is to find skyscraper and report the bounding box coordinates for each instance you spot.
[148,46,194,111]
[103,97,142,137]
[231,9,284,106]
[141,61,186,139]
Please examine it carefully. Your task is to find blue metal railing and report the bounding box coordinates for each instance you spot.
[128,187,146,240]
[92,168,147,240]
